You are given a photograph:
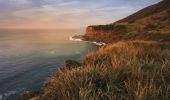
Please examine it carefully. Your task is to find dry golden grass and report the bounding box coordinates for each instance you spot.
[29,41,170,100]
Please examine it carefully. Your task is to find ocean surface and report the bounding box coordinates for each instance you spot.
[0,29,98,100]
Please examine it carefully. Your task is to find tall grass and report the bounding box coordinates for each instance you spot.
[30,41,170,100]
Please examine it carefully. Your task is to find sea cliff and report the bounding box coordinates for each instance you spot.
[84,25,126,42]
[84,0,170,42]
[23,0,170,99]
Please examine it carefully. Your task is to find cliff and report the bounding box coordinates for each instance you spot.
[27,41,170,100]
[84,25,125,42]
[84,0,170,42]
[84,24,129,42]
[23,1,170,99]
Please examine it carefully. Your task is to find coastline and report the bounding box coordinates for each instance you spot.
[69,35,106,46]
[20,0,170,99]
[28,40,170,100]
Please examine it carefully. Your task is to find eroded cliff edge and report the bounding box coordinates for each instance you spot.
[84,25,126,43]
[22,0,170,100]
[84,24,129,43]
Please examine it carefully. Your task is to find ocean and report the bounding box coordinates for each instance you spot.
[0,29,98,100]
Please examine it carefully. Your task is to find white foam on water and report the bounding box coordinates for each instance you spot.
[4,90,17,97]
[69,36,82,41]
[0,94,3,100]
[92,41,106,46]
[69,35,106,46]
[1,88,26,99]
[0,91,17,100]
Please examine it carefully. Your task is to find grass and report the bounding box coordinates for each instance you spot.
[29,41,170,100]
[19,1,170,99]
[84,0,170,43]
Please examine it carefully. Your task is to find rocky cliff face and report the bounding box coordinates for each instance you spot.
[84,0,170,42]
[84,25,127,42]
[85,25,113,38]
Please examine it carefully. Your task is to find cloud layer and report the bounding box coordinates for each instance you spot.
[0,0,160,29]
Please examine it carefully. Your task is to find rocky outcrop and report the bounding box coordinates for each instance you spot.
[84,25,127,42]
[85,25,113,38]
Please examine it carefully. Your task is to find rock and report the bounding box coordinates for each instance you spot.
[84,25,126,42]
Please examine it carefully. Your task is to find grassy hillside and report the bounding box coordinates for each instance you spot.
[114,0,170,33]
[25,41,170,100]
[117,0,170,23]
[22,0,170,100]
[84,0,170,43]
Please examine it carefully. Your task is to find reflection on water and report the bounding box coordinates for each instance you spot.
[0,29,98,100]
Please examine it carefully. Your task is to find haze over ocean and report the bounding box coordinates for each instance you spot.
[0,29,98,100]
[0,0,161,100]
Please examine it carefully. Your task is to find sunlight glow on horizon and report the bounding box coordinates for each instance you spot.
[0,0,160,29]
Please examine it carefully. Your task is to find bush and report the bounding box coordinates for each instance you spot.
[29,41,170,100]
[64,60,81,69]
[128,20,135,24]
[144,23,158,31]
[113,24,128,34]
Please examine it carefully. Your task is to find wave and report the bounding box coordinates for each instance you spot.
[92,41,106,46]
[0,94,2,100]
[0,88,26,100]
[69,36,83,41]
[0,90,17,100]
[69,35,106,46]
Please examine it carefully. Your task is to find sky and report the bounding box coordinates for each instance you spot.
[0,0,160,29]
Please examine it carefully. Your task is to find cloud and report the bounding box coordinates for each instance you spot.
[0,0,160,29]
[57,1,79,6]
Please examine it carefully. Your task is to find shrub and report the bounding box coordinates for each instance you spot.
[30,41,170,100]
[113,24,128,34]
[144,23,158,31]
[64,60,81,69]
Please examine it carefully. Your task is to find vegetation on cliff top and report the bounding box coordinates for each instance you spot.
[84,0,170,43]
[22,0,170,100]
[27,41,170,100]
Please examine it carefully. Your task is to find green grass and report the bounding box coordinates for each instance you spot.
[29,41,170,100]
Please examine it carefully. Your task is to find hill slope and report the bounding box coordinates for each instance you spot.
[84,0,170,42]
[118,0,170,23]
[26,41,170,100]
[24,1,170,100]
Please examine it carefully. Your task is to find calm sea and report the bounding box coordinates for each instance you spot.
[0,29,98,100]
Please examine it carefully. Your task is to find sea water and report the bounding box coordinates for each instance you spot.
[0,29,98,100]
